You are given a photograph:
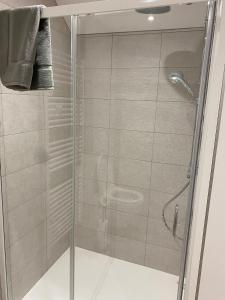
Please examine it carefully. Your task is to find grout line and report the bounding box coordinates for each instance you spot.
[75,198,187,226]
[75,176,189,196]
[145,241,182,252]
[81,151,191,166]
[79,27,204,38]
[3,161,48,177]
[77,175,189,195]
[78,66,202,70]
[6,191,47,214]
[144,31,163,265]
[3,128,47,138]
[80,97,196,103]
[6,220,46,251]
[77,124,194,137]
[7,217,47,251]
[104,33,114,254]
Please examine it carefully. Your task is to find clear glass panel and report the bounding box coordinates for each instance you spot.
[0,16,74,300]
[74,2,208,300]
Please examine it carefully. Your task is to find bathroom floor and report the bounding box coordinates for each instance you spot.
[23,247,178,300]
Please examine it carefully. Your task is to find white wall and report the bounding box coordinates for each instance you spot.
[185,0,225,299]
[197,67,225,300]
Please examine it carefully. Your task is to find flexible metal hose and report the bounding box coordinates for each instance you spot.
[162,182,190,241]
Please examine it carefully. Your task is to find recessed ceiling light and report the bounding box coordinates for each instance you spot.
[148,15,154,21]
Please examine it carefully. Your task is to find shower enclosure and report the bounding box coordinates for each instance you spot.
[0,1,216,300]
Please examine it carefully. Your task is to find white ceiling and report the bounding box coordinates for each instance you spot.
[55,0,207,34]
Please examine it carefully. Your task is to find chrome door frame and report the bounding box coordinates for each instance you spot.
[177,1,217,299]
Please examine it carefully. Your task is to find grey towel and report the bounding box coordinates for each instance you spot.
[0,6,54,90]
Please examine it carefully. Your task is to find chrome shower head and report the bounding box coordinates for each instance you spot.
[168,72,194,97]
[135,6,171,14]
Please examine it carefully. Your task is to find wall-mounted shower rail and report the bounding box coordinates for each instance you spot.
[41,0,206,18]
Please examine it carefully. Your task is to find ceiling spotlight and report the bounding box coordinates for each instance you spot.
[148,15,154,21]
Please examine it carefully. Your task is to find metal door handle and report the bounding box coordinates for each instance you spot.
[173,204,179,238]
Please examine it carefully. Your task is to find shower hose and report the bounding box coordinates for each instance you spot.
[162,181,190,241]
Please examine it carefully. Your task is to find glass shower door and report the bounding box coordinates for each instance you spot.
[72,2,211,299]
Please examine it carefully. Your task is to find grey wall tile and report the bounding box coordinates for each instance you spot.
[155,101,196,135]
[110,100,156,132]
[112,33,161,68]
[145,244,181,275]
[107,234,145,265]
[108,157,151,189]
[79,153,107,181]
[9,222,46,276]
[76,178,107,208]
[158,67,201,100]
[2,94,45,135]
[75,203,107,233]
[153,133,193,165]
[78,99,110,128]
[11,249,46,300]
[78,35,112,68]
[109,129,153,161]
[84,68,111,99]
[151,163,188,194]
[107,183,149,216]
[79,126,109,155]
[107,209,148,242]
[4,130,47,174]
[8,193,46,245]
[75,225,106,254]
[160,30,204,68]
[111,68,158,100]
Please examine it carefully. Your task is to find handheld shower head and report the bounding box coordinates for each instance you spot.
[168,72,194,97]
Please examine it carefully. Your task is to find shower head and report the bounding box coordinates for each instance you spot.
[168,72,194,97]
[135,6,171,14]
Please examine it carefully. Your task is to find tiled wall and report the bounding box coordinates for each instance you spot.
[75,29,204,275]
[0,1,72,299]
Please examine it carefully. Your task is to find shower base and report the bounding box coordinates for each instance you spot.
[23,247,178,300]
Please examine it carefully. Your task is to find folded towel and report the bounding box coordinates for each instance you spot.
[0,6,54,90]
[31,14,53,90]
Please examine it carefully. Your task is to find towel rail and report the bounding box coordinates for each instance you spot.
[41,0,204,19]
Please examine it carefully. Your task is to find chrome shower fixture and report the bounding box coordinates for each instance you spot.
[168,72,194,97]
[135,6,171,14]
